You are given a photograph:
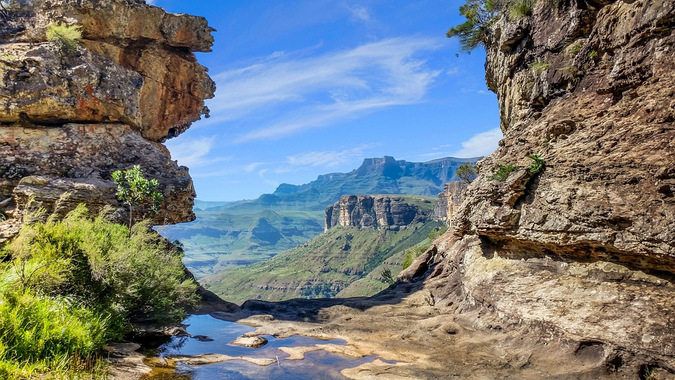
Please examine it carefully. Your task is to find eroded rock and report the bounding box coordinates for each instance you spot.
[0,0,215,239]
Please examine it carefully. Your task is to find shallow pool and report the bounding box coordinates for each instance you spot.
[142,314,376,379]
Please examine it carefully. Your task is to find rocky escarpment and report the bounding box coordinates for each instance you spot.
[0,0,214,240]
[324,194,433,231]
[406,0,675,377]
[432,181,467,224]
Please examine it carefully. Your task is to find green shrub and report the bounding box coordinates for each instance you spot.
[3,205,198,323]
[46,22,82,53]
[0,205,199,376]
[0,291,110,378]
[565,40,584,57]
[527,154,545,174]
[456,162,478,183]
[489,164,518,181]
[378,268,395,284]
[588,50,598,59]
[509,0,536,20]
[530,59,551,74]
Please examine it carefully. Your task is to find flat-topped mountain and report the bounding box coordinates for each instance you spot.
[215,156,479,213]
[201,194,442,303]
[160,156,477,277]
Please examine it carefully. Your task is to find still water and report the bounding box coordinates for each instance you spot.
[143,314,377,379]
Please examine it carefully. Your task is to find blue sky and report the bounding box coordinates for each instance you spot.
[149,0,501,201]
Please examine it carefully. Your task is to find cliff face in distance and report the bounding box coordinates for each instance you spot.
[0,0,215,240]
[412,0,675,376]
[324,194,434,231]
[203,195,441,304]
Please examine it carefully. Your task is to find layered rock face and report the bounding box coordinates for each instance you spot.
[324,195,431,231]
[412,0,675,376]
[0,0,214,239]
[432,181,467,224]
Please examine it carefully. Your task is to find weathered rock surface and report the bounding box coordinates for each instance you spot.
[324,195,432,231]
[0,0,215,239]
[432,181,467,225]
[231,335,268,348]
[0,0,214,141]
[454,0,675,272]
[431,0,675,376]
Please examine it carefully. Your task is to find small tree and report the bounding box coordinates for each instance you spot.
[456,162,478,183]
[46,21,82,53]
[112,165,164,229]
[446,0,502,51]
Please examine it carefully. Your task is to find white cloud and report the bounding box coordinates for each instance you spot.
[166,136,224,168]
[286,145,370,168]
[145,0,157,5]
[346,5,371,22]
[452,127,503,158]
[203,37,442,143]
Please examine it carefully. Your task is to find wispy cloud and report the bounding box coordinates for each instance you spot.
[286,145,370,168]
[204,37,442,143]
[166,136,226,168]
[145,0,157,5]
[345,5,371,22]
[452,127,502,158]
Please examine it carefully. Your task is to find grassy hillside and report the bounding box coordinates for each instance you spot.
[202,220,444,304]
[160,156,477,278]
[159,209,323,278]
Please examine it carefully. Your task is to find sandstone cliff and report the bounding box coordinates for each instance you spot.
[432,181,467,224]
[324,194,433,231]
[404,0,675,376]
[0,0,214,240]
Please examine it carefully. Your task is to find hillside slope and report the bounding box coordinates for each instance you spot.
[202,195,442,303]
[160,156,475,276]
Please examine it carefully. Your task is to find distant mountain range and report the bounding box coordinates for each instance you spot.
[160,156,479,278]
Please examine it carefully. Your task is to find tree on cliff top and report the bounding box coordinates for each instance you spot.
[447,0,501,51]
[447,0,538,51]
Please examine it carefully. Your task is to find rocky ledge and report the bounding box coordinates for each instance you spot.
[0,0,215,240]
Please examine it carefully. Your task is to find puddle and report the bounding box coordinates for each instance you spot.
[141,314,377,379]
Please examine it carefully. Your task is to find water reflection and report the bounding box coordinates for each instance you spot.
[142,314,376,379]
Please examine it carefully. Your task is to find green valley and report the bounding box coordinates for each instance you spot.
[201,195,444,304]
[160,156,477,277]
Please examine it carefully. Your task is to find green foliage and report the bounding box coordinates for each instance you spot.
[456,162,478,183]
[527,154,545,175]
[489,164,518,181]
[565,40,584,57]
[378,268,395,284]
[446,0,501,51]
[508,0,536,20]
[447,0,546,51]
[112,165,164,228]
[530,59,551,74]
[0,205,198,376]
[588,50,598,59]
[46,22,82,53]
[207,220,443,303]
[0,292,108,363]
[2,205,198,322]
